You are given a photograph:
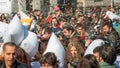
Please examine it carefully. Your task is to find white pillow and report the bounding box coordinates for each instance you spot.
[20,31,39,57]
[43,33,65,68]
[106,11,120,20]
[3,15,24,45]
[0,22,8,39]
[84,39,104,56]
[20,11,29,19]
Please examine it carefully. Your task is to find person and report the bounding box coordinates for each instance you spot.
[76,15,84,24]
[0,14,6,21]
[16,47,31,66]
[93,43,117,68]
[40,52,59,68]
[101,19,119,47]
[54,5,63,18]
[75,23,86,40]
[33,9,41,21]
[66,41,85,68]
[0,42,31,68]
[51,17,58,27]
[93,45,103,62]
[51,17,61,34]
[78,54,100,68]
[40,27,52,41]
[34,40,48,60]
[92,13,99,24]
[62,25,79,40]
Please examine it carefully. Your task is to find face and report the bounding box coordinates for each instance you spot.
[43,32,51,39]
[93,13,97,17]
[76,27,83,34]
[60,21,66,28]
[3,45,16,67]
[62,29,72,38]
[93,52,100,62]
[77,17,83,23]
[41,63,54,68]
[103,25,111,34]
[52,14,56,18]
[36,11,41,16]
[70,46,77,58]
[52,19,57,26]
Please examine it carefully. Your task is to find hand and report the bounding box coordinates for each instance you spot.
[85,39,92,47]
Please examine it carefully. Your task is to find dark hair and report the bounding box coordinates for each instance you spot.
[44,27,52,34]
[75,23,84,29]
[93,46,102,54]
[58,17,67,22]
[52,17,58,21]
[52,17,59,25]
[16,47,31,66]
[62,25,74,33]
[78,54,99,68]
[101,19,113,28]
[3,42,17,51]
[78,15,83,18]
[99,44,116,65]
[40,52,59,68]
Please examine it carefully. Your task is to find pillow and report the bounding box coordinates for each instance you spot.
[0,22,8,39]
[43,33,65,68]
[20,31,39,57]
[4,15,24,45]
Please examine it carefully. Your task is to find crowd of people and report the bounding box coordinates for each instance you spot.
[0,5,120,68]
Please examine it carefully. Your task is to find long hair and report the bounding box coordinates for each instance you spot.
[16,47,31,65]
[66,41,85,63]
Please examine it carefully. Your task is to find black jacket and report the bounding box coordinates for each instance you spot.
[0,60,31,68]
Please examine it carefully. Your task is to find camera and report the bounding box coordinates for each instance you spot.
[69,61,78,68]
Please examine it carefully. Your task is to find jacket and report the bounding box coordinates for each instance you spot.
[0,60,31,68]
[99,62,116,68]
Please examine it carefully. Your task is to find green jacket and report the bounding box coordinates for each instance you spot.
[99,62,116,68]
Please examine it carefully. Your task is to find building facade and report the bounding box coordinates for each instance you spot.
[77,0,120,13]
[30,0,120,13]
[77,0,120,7]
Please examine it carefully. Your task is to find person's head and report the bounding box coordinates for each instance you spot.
[2,42,17,67]
[58,17,67,28]
[93,43,116,65]
[78,54,99,68]
[16,47,31,65]
[67,41,85,61]
[101,19,113,34]
[52,17,58,26]
[77,15,84,23]
[62,25,74,38]
[99,44,116,65]
[76,23,85,36]
[40,52,59,68]
[34,9,41,16]
[54,5,60,11]
[42,27,52,40]
[93,46,102,62]
[69,43,78,58]
[1,13,6,20]
[2,18,8,23]
[92,13,97,17]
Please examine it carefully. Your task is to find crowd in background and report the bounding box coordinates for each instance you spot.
[0,5,120,68]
